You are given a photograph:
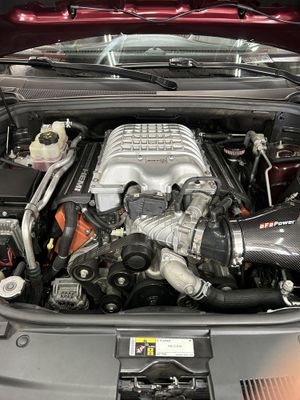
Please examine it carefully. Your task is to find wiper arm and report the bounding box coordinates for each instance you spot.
[169,58,300,86]
[0,57,177,91]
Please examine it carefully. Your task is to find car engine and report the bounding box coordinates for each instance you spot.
[1,118,300,313]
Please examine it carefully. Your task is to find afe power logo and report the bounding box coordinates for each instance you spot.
[259,220,296,229]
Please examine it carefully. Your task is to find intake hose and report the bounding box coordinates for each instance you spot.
[199,286,284,312]
[132,197,300,271]
[160,248,284,312]
[199,201,300,271]
[236,201,300,271]
[51,202,77,276]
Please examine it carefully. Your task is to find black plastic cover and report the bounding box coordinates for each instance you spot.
[0,167,41,203]
[125,192,167,220]
[53,142,100,207]
[0,166,41,218]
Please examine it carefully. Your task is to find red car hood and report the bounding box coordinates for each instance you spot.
[1,1,300,56]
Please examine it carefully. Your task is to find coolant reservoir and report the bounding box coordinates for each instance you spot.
[29,121,68,171]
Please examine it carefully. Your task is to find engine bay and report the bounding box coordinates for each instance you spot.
[1,105,300,315]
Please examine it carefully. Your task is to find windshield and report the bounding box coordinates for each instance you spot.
[6,34,300,76]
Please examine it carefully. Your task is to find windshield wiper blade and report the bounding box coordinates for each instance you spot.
[169,58,300,86]
[0,57,177,91]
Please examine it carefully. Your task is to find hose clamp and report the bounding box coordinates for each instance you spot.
[230,220,244,267]
[193,280,212,301]
[190,219,207,257]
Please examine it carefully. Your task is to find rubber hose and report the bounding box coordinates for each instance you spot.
[199,286,284,312]
[82,208,124,232]
[52,202,77,274]
[28,276,44,305]
[13,261,26,276]
[160,249,285,312]
[70,121,88,138]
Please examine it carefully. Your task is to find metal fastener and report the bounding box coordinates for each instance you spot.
[282,280,294,293]
[16,335,29,348]
[116,277,126,286]
[80,269,89,279]
[106,303,118,313]
[185,285,194,295]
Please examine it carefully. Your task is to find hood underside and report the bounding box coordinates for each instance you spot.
[1,1,300,56]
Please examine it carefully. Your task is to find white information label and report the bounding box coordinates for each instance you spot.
[129,337,194,357]
[156,338,194,357]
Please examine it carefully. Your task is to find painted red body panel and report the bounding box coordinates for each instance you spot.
[269,162,300,202]
[0,1,300,56]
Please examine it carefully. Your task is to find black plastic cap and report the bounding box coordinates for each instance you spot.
[39,130,59,145]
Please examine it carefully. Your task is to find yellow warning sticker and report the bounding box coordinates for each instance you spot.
[147,347,155,356]
[135,337,156,343]
[129,337,194,357]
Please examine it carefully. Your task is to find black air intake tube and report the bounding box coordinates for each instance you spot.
[238,201,300,271]
[199,286,284,312]
[200,201,300,271]
[160,248,285,312]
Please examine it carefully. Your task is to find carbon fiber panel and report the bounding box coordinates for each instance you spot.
[238,202,300,270]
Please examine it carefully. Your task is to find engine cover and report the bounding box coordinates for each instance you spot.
[90,123,211,211]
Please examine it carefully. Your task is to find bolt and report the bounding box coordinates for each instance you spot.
[5,282,16,291]
[89,200,96,207]
[185,285,194,295]
[116,276,126,286]
[80,269,89,279]
[137,155,143,161]
[282,280,294,293]
[106,303,117,313]
[1,211,7,217]
[85,229,91,236]
[169,155,175,161]
[16,335,29,348]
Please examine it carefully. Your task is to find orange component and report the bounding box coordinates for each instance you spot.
[240,207,251,217]
[54,206,95,254]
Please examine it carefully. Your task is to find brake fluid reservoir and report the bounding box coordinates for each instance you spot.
[29,121,68,171]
